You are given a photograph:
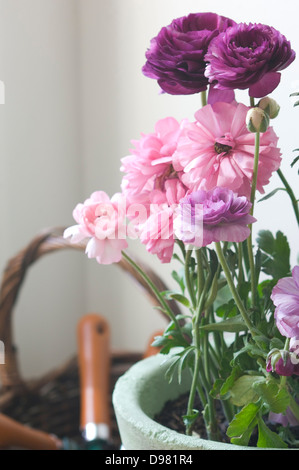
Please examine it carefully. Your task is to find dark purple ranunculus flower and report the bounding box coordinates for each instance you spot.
[174,187,256,247]
[205,23,296,98]
[142,12,236,95]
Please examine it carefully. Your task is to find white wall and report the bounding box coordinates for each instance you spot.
[0,0,298,379]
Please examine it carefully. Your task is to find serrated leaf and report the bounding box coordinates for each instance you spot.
[177,347,195,383]
[253,380,290,414]
[227,402,261,438]
[257,418,288,448]
[165,356,181,383]
[220,366,241,396]
[216,298,238,319]
[256,230,291,279]
[229,375,261,406]
[230,426,256,446]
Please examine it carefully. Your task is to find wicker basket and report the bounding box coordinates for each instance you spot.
[0,227,180,449]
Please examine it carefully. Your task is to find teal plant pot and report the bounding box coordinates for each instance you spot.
[112,354,262,450]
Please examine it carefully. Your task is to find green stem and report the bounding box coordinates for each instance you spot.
[277,168,299,227]
[201,90,207,107]
[237,242,244,287]
[250,131,260,216]
[121,251,180,330]
[214,242,256,336]
[186,275,210,436]
[185,248,197,308]
[247,131,260,309]
[186,349,202,436]
[195,249,205,303]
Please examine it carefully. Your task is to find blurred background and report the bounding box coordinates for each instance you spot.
[0,0,298,379]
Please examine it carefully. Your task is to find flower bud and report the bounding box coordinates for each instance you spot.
[258,97,280,119]
[266,349,299,377]
[246,107,270,133]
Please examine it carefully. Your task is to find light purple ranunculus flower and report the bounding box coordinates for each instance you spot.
[174,187,256,247]
[142,12,236,95]
[271,266,299,338]
[205,23,296,98]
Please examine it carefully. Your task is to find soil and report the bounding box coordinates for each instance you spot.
[154,393,299,448]
[154,392,230,443]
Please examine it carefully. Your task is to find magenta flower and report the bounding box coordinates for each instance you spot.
[174,187,256,247]
[63,191,128,265]
[205,23,295,98]
[142,12,236,95]
[173,102,281,198]
[271,266,299,338]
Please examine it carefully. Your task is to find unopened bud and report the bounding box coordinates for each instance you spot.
[266,349,299,377]
[246,107,270,133]
[258,97,280,119]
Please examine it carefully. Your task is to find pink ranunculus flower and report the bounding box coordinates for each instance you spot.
[271,266,299,339]
[120,116,185,206]
[138,179,187,263]
[63,191,128,265]
[173,102,281,198]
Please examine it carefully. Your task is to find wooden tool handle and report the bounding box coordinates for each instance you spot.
[0,413,60,450]
[77,313,110,436]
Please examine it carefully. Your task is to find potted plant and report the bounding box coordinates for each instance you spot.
[64,12,299,449]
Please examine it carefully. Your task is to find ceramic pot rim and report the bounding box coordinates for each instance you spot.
[112,354,267,451]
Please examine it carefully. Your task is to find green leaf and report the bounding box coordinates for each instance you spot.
[230,427,256,447]
[177,347,195,383]
[291,154,299,168]
[199,315,248,333]
[183,409,200,429]
[229,375,262,406]
[257,418,288,448]
[168,293,191,308]
[165,356,182,383]
[256,230,291,279]
[216,298,238,319]
[220,366,241,397]
[253,380,290,414]
[171,269,185,293]
[258,188,286,203]
[227,402,261,439]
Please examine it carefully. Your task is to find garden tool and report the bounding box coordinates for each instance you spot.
[0,412,61,450]
[77,313,111,450]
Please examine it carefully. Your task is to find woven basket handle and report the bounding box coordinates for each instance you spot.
[0,227,180,390]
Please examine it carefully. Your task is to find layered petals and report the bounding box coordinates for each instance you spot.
[173,102,281,198]
[142,12,236,95]
[205,23,295,97]
[64,191,128,265]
